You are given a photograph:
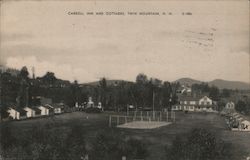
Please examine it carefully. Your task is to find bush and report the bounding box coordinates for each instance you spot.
[64,125,87,159]
[90,129,149,160]
[126,138,149,159]
[0,122,87,160]
[85,107,102,113]
[0,122,17,150]
[235,100,250,115]
[165,128,232,160]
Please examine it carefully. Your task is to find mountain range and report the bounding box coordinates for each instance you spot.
[80,78,250,90]
[174,78,250,90]
[80,80,133,87]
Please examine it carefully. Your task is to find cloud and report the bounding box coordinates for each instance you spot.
[1,1,249,83]
[1,44,79,65]
[230,45,250,55]
[1,32,33,42]
[5,56,97,82]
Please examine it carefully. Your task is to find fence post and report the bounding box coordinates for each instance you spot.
[117,116,119,125]
[174,112,176,122]
[109,115,111,127]
[133,111,137,121]
[166,111,168,122]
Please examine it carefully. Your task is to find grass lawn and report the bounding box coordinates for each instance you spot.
[3,111,250,160]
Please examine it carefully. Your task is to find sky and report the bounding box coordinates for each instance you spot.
[0,0,249,83]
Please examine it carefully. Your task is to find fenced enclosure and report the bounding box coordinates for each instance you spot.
[109,111,175,128]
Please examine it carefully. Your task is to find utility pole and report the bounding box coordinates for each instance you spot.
[26,86,29,107]
[32,66,35,79]
[153,91,155,111]
[153,91,155,120]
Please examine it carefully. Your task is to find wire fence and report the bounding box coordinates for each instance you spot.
[109,111,176,127]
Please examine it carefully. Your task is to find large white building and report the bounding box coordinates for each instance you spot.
[172,95,216,112]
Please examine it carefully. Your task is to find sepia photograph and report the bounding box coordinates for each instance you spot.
[0,0,249,159]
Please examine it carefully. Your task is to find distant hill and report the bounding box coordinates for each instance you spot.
[208,79,250,90]
[80,79,133,87]
[174,78,250,90]
[174,78,202,86]
[80,78,249,90]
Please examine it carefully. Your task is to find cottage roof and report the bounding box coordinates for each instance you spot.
[51,103,65,108]
[41,105,51,109]
[179,96,201,101]
[226,101,235,105]
[234,114,241,118]
[24,107,35,111]
[241,120,250,125]
[44,104,54,109]
[8,106,22,112]
[236,117,243,121]
[33,107,41,113]
[6,103,18,109]
[8,107,27,116]
[35,105,49,110]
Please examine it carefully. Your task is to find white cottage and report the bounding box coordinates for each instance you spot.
[225,102,235,109]
[37,106,49,116]
[43,104,55,115]
[87,97,94,108]
[7,108,20,120]
[7,107,27,120]
[97,102,102,109]
[240,120,250,131]
[52,104,63,114]
[54,106,62,114]
[44,104,64,114]
[198,96,213,106]
[23,107,35,118]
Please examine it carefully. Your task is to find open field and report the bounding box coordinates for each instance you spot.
[117,121,172,129]
[2,111,250,160]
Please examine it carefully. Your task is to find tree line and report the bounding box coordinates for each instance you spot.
[1,66,250,116]
[1,68,179,114]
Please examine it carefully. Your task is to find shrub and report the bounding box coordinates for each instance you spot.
[0,122,87,160]
[165,128,232,160]
[90,129,149,160]
[0,122,17,150]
